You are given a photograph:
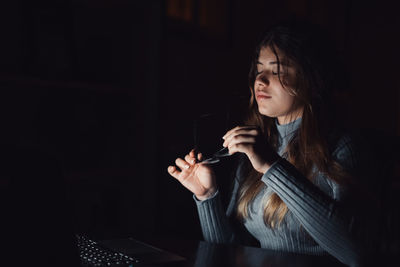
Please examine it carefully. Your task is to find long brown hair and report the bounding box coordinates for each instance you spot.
[236,20,354,228]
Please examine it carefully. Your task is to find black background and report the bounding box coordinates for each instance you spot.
[0,0,399,243]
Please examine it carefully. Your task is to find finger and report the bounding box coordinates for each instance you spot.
[222,126,240,140]
[223,125,258,138]
[189,149,196,158]
[185,154,196,165]
[223,134,256,148]
[223,128,259,147]
[222,126,243,140]
[223,126,258,141]
[167,165,180,179]
[175,158,191,170]
[235,128,259,136]
[197,152,203,161]
[228,142,254,155]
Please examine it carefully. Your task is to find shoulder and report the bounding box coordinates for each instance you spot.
[332,133,357,159]
[328,129,359,172]
[318,131,358,200]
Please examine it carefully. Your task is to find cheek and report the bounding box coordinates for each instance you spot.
[275,79,296,101]
[281,91,294,106]
[278,92,296,109]
[281,75,295,87]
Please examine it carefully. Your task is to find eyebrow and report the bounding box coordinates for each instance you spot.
[256,61,285,65]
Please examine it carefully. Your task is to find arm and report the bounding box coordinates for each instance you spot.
[261,135,365,266]
[194,189,236,243]
[194,159,255,245]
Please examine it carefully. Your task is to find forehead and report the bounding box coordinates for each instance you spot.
[258,46,286,63]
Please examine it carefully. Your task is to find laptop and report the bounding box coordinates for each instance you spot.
[76,234,186,267]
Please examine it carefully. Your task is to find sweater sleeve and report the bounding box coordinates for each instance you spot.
[261,134,365,267]
[193,189,236,243]
[193,159,253,245]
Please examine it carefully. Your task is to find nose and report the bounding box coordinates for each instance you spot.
[255,75,269,88]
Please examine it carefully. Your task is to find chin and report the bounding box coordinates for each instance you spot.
[258,107,275,118]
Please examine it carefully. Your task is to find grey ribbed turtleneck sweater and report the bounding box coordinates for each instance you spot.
[193,117,365,267]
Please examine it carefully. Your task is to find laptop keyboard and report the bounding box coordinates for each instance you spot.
[76,234,140,266]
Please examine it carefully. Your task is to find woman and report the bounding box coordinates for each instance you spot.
[167,21,372,266]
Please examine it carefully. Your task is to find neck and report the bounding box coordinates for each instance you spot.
[277,107,303,125]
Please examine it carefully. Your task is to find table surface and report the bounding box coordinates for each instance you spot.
[142,238,349,267]
[141,237,400,267]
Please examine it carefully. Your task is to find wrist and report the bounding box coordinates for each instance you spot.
[195,188,217,201]
[259,164,271,174]
[260,154,281,174]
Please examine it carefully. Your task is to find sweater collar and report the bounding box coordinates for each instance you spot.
[275,117,302,139]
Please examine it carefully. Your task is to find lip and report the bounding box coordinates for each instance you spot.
[256,93,271,100]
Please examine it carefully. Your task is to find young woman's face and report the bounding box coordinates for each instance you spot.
[254,46,303,125]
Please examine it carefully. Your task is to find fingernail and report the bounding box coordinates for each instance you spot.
[185,165,190,169]
[191,159,195,164]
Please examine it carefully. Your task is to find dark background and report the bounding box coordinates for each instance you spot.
[0,0,399,244]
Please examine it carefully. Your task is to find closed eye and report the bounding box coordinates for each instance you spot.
[272,70,286,76]
[257,70,282,76]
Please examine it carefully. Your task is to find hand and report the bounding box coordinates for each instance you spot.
[167,149,217,201]
[222,126,280,174]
